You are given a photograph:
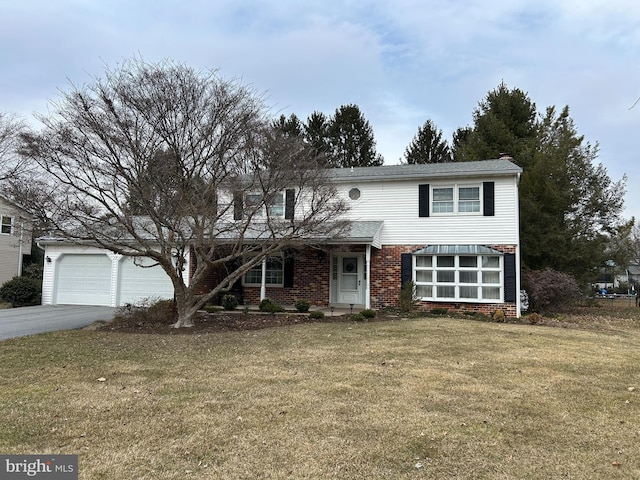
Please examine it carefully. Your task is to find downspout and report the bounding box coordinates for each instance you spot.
[17,221,24,276]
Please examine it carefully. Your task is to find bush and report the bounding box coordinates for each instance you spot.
[259,298,284,314]
[522,268,582,313]
[360,309,376,319]
[115,298,176,324]
[0,276,41,307]
[493,309,506,322]
[221,294,238,311]
[430,307,448,316]
[309,310,324,319]
[294,299,311,313]
[527,312,542,325]
[350,313,365,322]
[397,280,418,312]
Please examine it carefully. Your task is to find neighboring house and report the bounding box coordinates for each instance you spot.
[0,195,33,286]
[39,159,523,317]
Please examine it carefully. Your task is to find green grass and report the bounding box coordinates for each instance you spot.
[1,311,640,479]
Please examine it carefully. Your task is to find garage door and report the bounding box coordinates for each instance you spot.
[118,257,174,305]
[55,254,112,306]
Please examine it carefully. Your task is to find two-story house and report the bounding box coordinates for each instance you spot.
[39,159,522,317]
[0,195,32,286]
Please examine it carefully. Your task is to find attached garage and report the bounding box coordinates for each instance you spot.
[118,256,174,305]
[55,254,112,306]
[41,244,184,307]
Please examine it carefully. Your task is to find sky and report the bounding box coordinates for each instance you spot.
[1,0,639,220]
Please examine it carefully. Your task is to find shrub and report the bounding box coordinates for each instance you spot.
[0,276,41,307]
[260,299,284,314]
[115,298,176,324]
[350,313,365,322]
[309,310,324,319]
[430,307,448,316]
[397,280,419,312]
[294,299,311,313]
[259,298,274,311]
[522,268,582,313]
[221,294,238,311]
[493,309,506,322]
[527,312,542,325]
[360,309,376,319]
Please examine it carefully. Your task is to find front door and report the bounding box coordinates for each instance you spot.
[336,255,364,305]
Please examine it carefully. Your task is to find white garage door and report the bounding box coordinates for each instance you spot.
[118,257,174,305]
[56,254,112,306]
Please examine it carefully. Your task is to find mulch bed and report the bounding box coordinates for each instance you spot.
[99,310,398,334]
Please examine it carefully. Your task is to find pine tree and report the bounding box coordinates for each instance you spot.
[327,104,383,168]
[404,119,451,164]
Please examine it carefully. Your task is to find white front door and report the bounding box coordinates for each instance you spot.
[337,255,364,305]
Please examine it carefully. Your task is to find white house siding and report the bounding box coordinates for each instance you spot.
[338,175,519,246]
[41,244,186,307]
[0,198,33,285]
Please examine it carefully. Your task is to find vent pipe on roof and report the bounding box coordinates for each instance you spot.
[499,153,514,162]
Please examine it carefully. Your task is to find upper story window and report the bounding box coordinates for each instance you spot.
[419,182,493,218]
[1,215,13,235]
[432,185,480,214]
[245,192,285,218]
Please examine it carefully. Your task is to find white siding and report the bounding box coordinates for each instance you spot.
[0,198,33,285]
[338,176,519,246]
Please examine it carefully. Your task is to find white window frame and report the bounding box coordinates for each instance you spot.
[243,254,284,287]
[0,215,13,235]
[431,184,481,215]
[245,192,285,218]
[414,254,503,302]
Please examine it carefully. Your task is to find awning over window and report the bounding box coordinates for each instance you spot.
[413,245,503,255]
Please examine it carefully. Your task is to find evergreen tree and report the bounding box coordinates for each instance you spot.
[456,83,627,285]
[327,104,383,168]
[304,111,331,164]
[404,119,451,164]
[272,113,304,138]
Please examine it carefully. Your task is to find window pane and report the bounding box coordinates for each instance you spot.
[433,188,453,201]
[459,256,477,267]
[415,270,432,282]
[459,187,479,200]
[416,285,432,298]
[268,193,284,217]
[437,271,454,282]
[245,268,261,284]
[415,256,432,268]
[458,200,480,212]
[460,286,478,298]
[482,256,500,268]
[0,216,11,234]
[437,256,454,267]
[432,201,454,213]
[482,287,501,299]
[482,271,500,284]
[459,271,477,283]
[436,286,455,298]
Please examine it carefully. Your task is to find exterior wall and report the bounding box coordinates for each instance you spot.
[0,198,33,285]
[337,175,519,246]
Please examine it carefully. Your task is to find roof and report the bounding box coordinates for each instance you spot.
[328,221,383,249]
[328,159,522,183]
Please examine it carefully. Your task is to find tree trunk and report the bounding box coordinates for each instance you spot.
[171,289,199,328]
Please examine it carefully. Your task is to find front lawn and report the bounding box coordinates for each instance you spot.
[1,309,639,479]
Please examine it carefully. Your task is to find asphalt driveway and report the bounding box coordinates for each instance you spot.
[0,305,116,341]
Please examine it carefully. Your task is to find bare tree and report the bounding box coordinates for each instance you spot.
[19,58,350,327]
[0,112,27,182]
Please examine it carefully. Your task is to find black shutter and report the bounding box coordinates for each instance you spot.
[233,192,243,220]
[400,253,412,287]
[418,184,430,217]
[504,253,516,302]
[283,251,294,288]
[285,189,295,220]
[483,181,495,216]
